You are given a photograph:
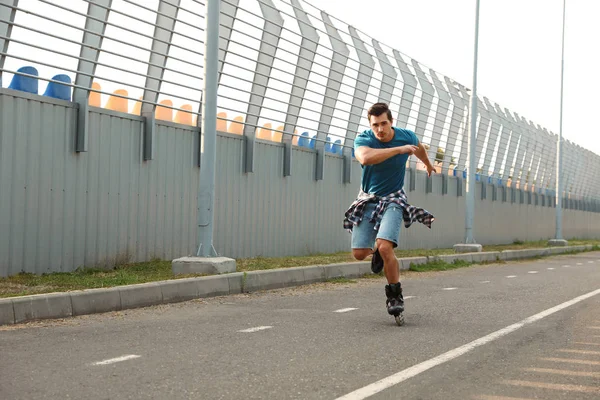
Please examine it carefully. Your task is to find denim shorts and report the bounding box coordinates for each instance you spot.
[351,202,403,249]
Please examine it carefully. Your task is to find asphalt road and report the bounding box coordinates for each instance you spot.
[2,252,600,400]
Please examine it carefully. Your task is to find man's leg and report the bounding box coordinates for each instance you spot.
[375,238,399,284]
[376,206,404,315]
[350,204,378,261]
[352,248,373,261]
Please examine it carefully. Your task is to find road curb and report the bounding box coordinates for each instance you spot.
[0,245,595,326]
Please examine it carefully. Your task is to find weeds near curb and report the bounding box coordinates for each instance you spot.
[409,259,471,272]
[326,277,357,284]
[241,272,248,293]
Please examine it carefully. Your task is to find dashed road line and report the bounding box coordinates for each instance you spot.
[473,395,534,400]
[524,367,600,378]
[334,308,358,313]
[541,357,600,366]
[559,349,600,356]
[92,355,141,366]
[503,380,600,394]
[238,326,273,333]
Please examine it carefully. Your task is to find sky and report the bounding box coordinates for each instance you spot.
[318,0,600,156]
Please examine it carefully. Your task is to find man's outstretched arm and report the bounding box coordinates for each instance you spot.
[355,145,418,166]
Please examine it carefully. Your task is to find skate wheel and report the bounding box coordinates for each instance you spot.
[394,313,405,326]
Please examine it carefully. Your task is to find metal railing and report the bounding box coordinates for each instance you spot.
[0,0,599,200]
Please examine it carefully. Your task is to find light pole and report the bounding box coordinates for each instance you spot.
[455,0,483,253]
[197,0,220,257]
[172,0,236,276]
[549,0,568,247]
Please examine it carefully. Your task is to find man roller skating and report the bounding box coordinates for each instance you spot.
[343,103,435,325]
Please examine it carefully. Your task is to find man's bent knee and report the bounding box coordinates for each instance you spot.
[352,249,372,261]
[376,239,395,256]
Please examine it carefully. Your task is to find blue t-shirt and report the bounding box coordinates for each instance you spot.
[354,127,419,196]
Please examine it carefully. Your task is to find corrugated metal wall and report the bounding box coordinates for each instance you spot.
[0,90,199,275]
[1,90,599,276]
[213,136,363,258]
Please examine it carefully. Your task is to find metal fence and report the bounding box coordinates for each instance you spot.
[2,0,599,196]
[0,0,599,275]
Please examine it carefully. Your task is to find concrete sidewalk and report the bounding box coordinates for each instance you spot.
[0,245,593,326]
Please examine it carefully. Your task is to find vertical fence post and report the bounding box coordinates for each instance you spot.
[0,0,19,88]
[197,0,221,257]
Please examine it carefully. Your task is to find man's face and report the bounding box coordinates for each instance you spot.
[369,113,394,142]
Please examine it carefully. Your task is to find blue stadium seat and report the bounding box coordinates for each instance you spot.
[309,135,316,149]
[298,132,310,147]
[325,136,333,153]
[333,139,342,155]
[8,66,39,94]
[43,74,72,101]
[453,169,467,179]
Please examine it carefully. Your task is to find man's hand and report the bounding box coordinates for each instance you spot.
[413,143,436,176]
[426,164,436,177]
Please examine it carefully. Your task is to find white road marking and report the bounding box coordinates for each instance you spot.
[524,367,600,378]
[334,288,600,400]
[576,263,583,266]
[334,308,358,313]
[528,271,538,274]
[480,281,491,284]
[506,275,517,279]
[588,261,595,264]
[238,326,273,333]
[404,296,415,300]
[541,357,600,366]
[562,265,571,268]
[473,395,536,400]
[559,349,600,356]
[503,380,600,393]
[443,287,458,291]
[547,268,555,270]
[92,355,141,366]
[574,342,600,346]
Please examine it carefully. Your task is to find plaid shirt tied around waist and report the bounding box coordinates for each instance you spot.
[343,189,435,232]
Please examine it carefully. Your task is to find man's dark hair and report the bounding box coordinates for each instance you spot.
[367,102,393,123]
